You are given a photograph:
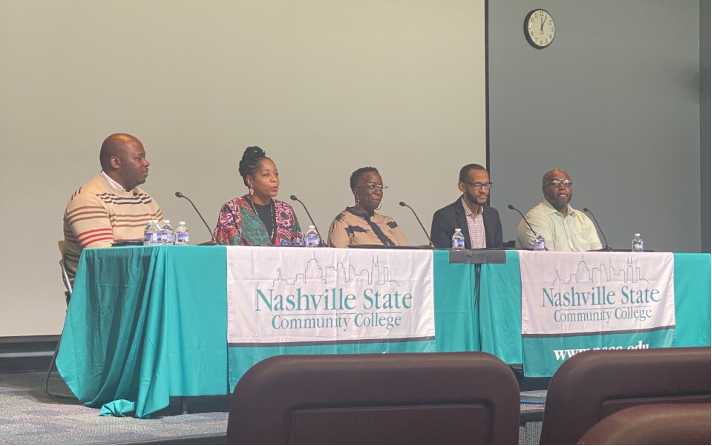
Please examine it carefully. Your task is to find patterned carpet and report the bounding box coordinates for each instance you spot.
[0,370,544,444]
[0,371,228,445]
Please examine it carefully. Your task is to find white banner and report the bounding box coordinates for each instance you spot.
[520,251,675,336]
[227,247,435,345]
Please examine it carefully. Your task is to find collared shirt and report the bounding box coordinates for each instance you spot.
[100,170,128,192]
[515,200,602,251]
[461,197,486,249]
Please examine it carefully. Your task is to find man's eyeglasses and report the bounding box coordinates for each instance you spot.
[546,179,573,188]
[355,183,388,192]
[464,182,493,190]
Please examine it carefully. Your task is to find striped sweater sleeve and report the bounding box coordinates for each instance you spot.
[64,188,115,249]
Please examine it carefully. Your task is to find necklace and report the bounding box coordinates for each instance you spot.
[247,196,276,242]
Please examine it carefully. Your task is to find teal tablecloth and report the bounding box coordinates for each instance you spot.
[56,246,229,418]
[56,247,711,418]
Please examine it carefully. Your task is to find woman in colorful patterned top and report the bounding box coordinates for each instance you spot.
[327,167,408,248]
[214,146,301,245]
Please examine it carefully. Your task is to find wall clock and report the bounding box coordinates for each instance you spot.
[525,9,555,49]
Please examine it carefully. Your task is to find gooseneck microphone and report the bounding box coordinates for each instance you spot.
[399,201,434,248]
[290,195,326,247]
[583,207,611,251]
[175,191,216,244]
[508,204,538,238]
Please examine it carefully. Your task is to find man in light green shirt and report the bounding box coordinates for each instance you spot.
[515,169,602,251]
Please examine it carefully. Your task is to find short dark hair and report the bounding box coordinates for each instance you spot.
[350,167,379,189]
[459,164,487,183]
[238,146,270,187]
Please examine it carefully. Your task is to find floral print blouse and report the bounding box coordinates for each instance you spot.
[214,196,301,246]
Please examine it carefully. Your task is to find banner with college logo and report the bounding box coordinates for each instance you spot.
[519,251,676,376]
[226,246,435,387]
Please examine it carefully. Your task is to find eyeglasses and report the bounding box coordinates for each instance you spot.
[546,179,573,188]
[464,182,493,190]
[355,183,388,192]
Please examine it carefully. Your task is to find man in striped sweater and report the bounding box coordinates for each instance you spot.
[63,133,163,280]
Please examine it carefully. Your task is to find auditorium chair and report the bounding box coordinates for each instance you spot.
[226,352,520,444]
[539,347,711,445]
[44,241,75,399]
[577,402,711,445]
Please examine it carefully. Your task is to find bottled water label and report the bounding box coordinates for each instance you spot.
[306,235,319,247]
[292,232,304,246]
[144,232,159,244]
[163,232,174,244]
[451,229,465,249]
[304,226,319,247]
[452,238,465,249]
[632,233,644,252]
[175,233,188,245]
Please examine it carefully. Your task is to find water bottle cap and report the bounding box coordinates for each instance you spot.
[164,219,170,224]
[179,221,186,225]
[455,228,461,232]
[309,225,316,229]
[634,233,640,237]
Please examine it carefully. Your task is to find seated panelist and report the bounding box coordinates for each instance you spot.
[430,163,503,249]
[515,168,602,251]
[214,146,301,245]
[63,133,163,280]
[327,167,408,248]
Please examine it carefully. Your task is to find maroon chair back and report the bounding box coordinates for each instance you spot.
[226,352,520,444]
[539,347,711,445]
[577,403,711,445]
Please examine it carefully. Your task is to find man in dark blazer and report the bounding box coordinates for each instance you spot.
[430,164,503,249]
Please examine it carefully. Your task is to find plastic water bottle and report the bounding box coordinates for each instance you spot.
[451,228,465,249]
[144,220,161,246]
[533,233,546,251]
[160,220,174,245]
[291,231,305,247]
[305,225,320,247]
[175,221,189,245]
[632,233,644,252]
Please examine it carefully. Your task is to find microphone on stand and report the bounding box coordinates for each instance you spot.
[583,207,611,251]
[399,201,434,248]
[290,194,326,247]
[175,191,216,245]
[508,204,538,238]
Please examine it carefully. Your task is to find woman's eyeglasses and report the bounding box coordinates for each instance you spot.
[355,183,388,191]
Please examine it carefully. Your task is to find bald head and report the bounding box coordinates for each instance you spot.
[543,168,568,186]
[99,133,150,191]
[100,133,139,170]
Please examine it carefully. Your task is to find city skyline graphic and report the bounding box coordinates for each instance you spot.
[549,256,650,287]
[272,252,402,287]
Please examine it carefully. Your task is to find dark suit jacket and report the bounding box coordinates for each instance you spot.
[430,198,503,249]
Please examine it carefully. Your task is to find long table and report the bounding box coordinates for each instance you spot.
[56,246,710,417]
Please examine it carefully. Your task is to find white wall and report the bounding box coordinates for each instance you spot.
[0,0,486,336]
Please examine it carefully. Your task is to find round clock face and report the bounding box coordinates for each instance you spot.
[525,9,555,48]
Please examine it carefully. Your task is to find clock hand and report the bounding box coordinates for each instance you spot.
[540,17,545,32]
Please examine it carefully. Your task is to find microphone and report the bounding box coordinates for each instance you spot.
[399,201,434,248]
[583,207,611,251]
[175,191,216,244]
[508,204,538,238]
[290,195,326,247]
